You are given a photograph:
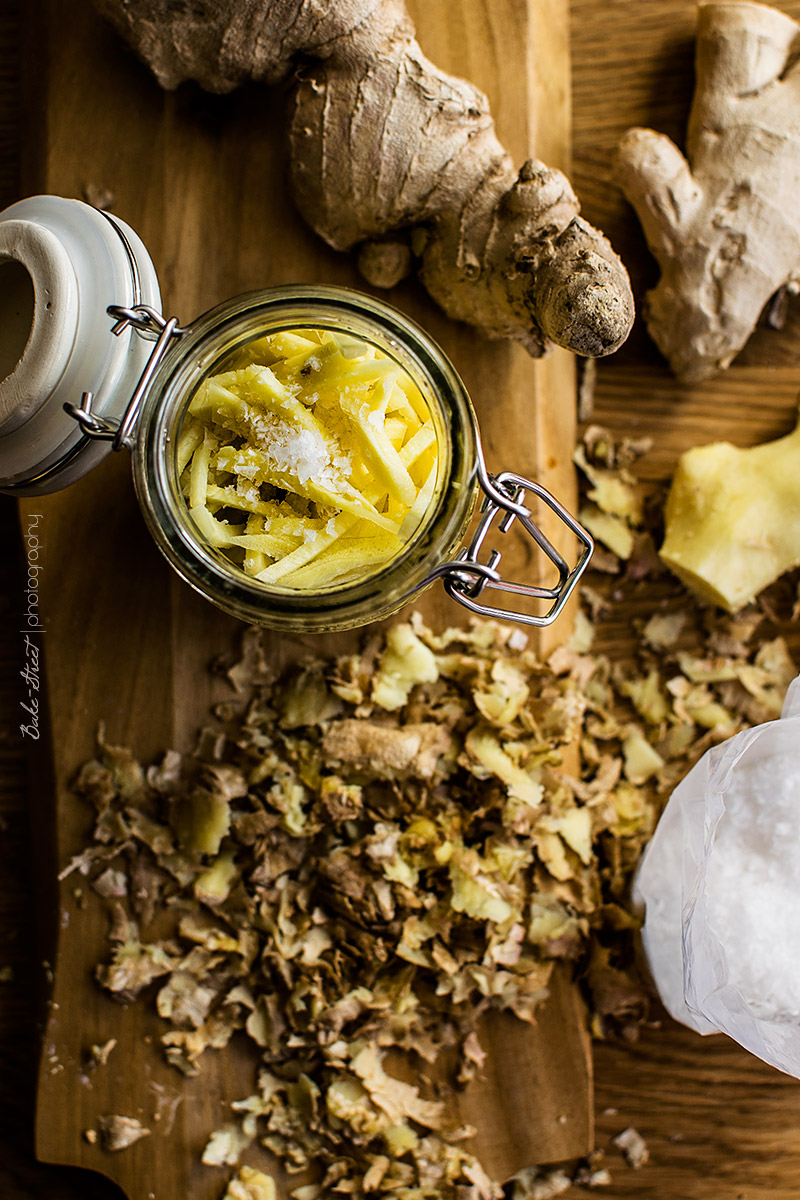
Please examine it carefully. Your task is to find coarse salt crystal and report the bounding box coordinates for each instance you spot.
[235,459,258,481]
[246,413,330,485]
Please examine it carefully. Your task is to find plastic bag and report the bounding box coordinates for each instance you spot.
[633,673,800,1076]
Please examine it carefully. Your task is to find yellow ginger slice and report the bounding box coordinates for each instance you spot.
[278,532,405,589]
[242,513,268,575]
[400,421,436,469]
[228,528,303,560]
[660,415,800,611]
[385,416,407,448]
[385,380,423,427]
[400,460,438,539]
[255,512,358,584]
[258,330,318,359]
[316,354,417,505]
[188,504,245,549]
[395,373,430,422]
[188,429,217,511]
[176,417,204,476]
[190,378,352,504]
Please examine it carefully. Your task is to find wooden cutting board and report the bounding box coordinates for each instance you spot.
[21,1,593,1197]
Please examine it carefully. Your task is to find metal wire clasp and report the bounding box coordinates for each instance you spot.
[428,439,593,627]
[64,305,185,451]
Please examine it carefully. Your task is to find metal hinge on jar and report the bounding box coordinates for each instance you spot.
[413,441,593,627]
[64,305,184,450]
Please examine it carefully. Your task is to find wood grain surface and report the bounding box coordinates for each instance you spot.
[3,1,800,1199]
[14,0,592,1197]
[571,3,800,1198]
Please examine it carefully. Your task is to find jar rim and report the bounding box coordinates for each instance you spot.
[133,285,479,630]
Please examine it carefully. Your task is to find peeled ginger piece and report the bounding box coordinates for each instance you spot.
[660,416,800,612]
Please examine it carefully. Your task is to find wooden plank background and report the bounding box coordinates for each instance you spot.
[571,4,800,1199]
[3,1,800,1199]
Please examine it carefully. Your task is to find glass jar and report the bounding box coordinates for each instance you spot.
[0,195,592,633]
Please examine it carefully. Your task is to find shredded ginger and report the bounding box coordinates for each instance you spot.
[177,326,439,591]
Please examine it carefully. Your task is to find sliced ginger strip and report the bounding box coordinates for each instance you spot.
[255,512,358,584]
[400,422,436,469]
[176,417,204,476]
[188,429,217,511]
[189,503,245,548]
[279,533,405,589]
[242,513,268,576]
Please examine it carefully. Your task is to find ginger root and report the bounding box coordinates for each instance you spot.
[660,413,800,612]
[616,1,800,383]
[94,0,633,359]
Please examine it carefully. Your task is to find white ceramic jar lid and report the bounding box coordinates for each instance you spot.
[0,195,161,494]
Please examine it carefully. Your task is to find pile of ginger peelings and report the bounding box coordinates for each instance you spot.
[63,430,799,1200]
